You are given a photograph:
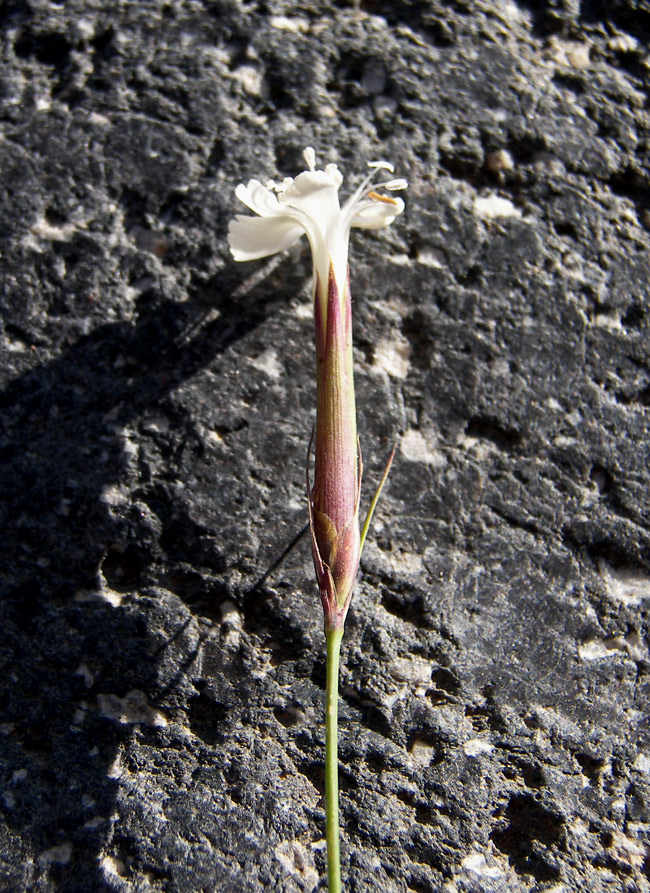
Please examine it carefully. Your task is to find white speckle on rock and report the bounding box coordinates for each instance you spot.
[89,111,111,127]
[275,840,319,889]
[463,738,495,757]
[100,484,129,506]
[594,312,622,331]
[30,214,77,242]
[634,753,650,774]
[498,1,524,23]
[607,831,650,869]
[220,599,243,647]
[460,852,503,878]
[250,347,283,380]
[75,663,94,688]
[367,544,425,583]
[142,415,170,434]
[270,15,310,33]
[600,561,650,605]
[608,34,638,53]
[410,737,436,766]
[473,194,521,219]
[76,19,95,40]
[99,586,123,607]
[553,435,577,448]
[577,640,604,661]
[400,429,446,467]
[571,817,589,836]
[107,753,123,779]
[204,428,224,447]
[490,357,511,376]
[549,38,592,69]
[626,630,646,661]
[75,583,123,608]
[40,843,73,866]
[6,332,30,352]
[122,434,139,459]
[485,149,515,173]
[459,433,495,460]
[97,690,167,727]
[233,64,266,98]
[372,336,411,379]
[100,855,128,879]
[415,246,445,267]
[220,600,242,626]
[578,638,626,661]
[294,300,313,320]
[389,657,432,689]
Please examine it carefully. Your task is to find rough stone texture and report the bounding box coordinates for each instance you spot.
[1,0,650,891]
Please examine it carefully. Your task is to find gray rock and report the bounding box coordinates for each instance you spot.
[1,1,649,891]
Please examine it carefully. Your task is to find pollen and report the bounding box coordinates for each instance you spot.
[367,191,399,205]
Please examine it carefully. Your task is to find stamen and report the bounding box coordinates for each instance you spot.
[367,191,400,205]
[365,178,408,196]
[351,165,395,206]
[337,155,407,229]
[303,146,317,172]
[367,160,395,173]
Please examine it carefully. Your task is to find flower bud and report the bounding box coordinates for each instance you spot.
[309,266,360,630]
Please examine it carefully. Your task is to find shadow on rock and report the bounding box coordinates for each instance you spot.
[0,268,278,890]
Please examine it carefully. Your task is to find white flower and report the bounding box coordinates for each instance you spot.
[228,147,407,295]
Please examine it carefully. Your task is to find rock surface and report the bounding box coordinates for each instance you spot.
[2,1,650,891]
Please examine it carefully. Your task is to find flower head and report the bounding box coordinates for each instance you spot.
[228,148,406,632]
[228,147,407,295]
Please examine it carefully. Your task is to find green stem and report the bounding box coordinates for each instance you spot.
[325,627,344,893]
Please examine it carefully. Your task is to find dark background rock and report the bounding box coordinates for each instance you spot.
[1,1,650,890]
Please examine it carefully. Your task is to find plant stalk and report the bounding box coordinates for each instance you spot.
[325,626,344,893]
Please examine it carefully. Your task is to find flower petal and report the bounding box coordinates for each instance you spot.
[228,214,305,261]
[350,196,405,229]
[234,180,282,216]
[280,170,341,214]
